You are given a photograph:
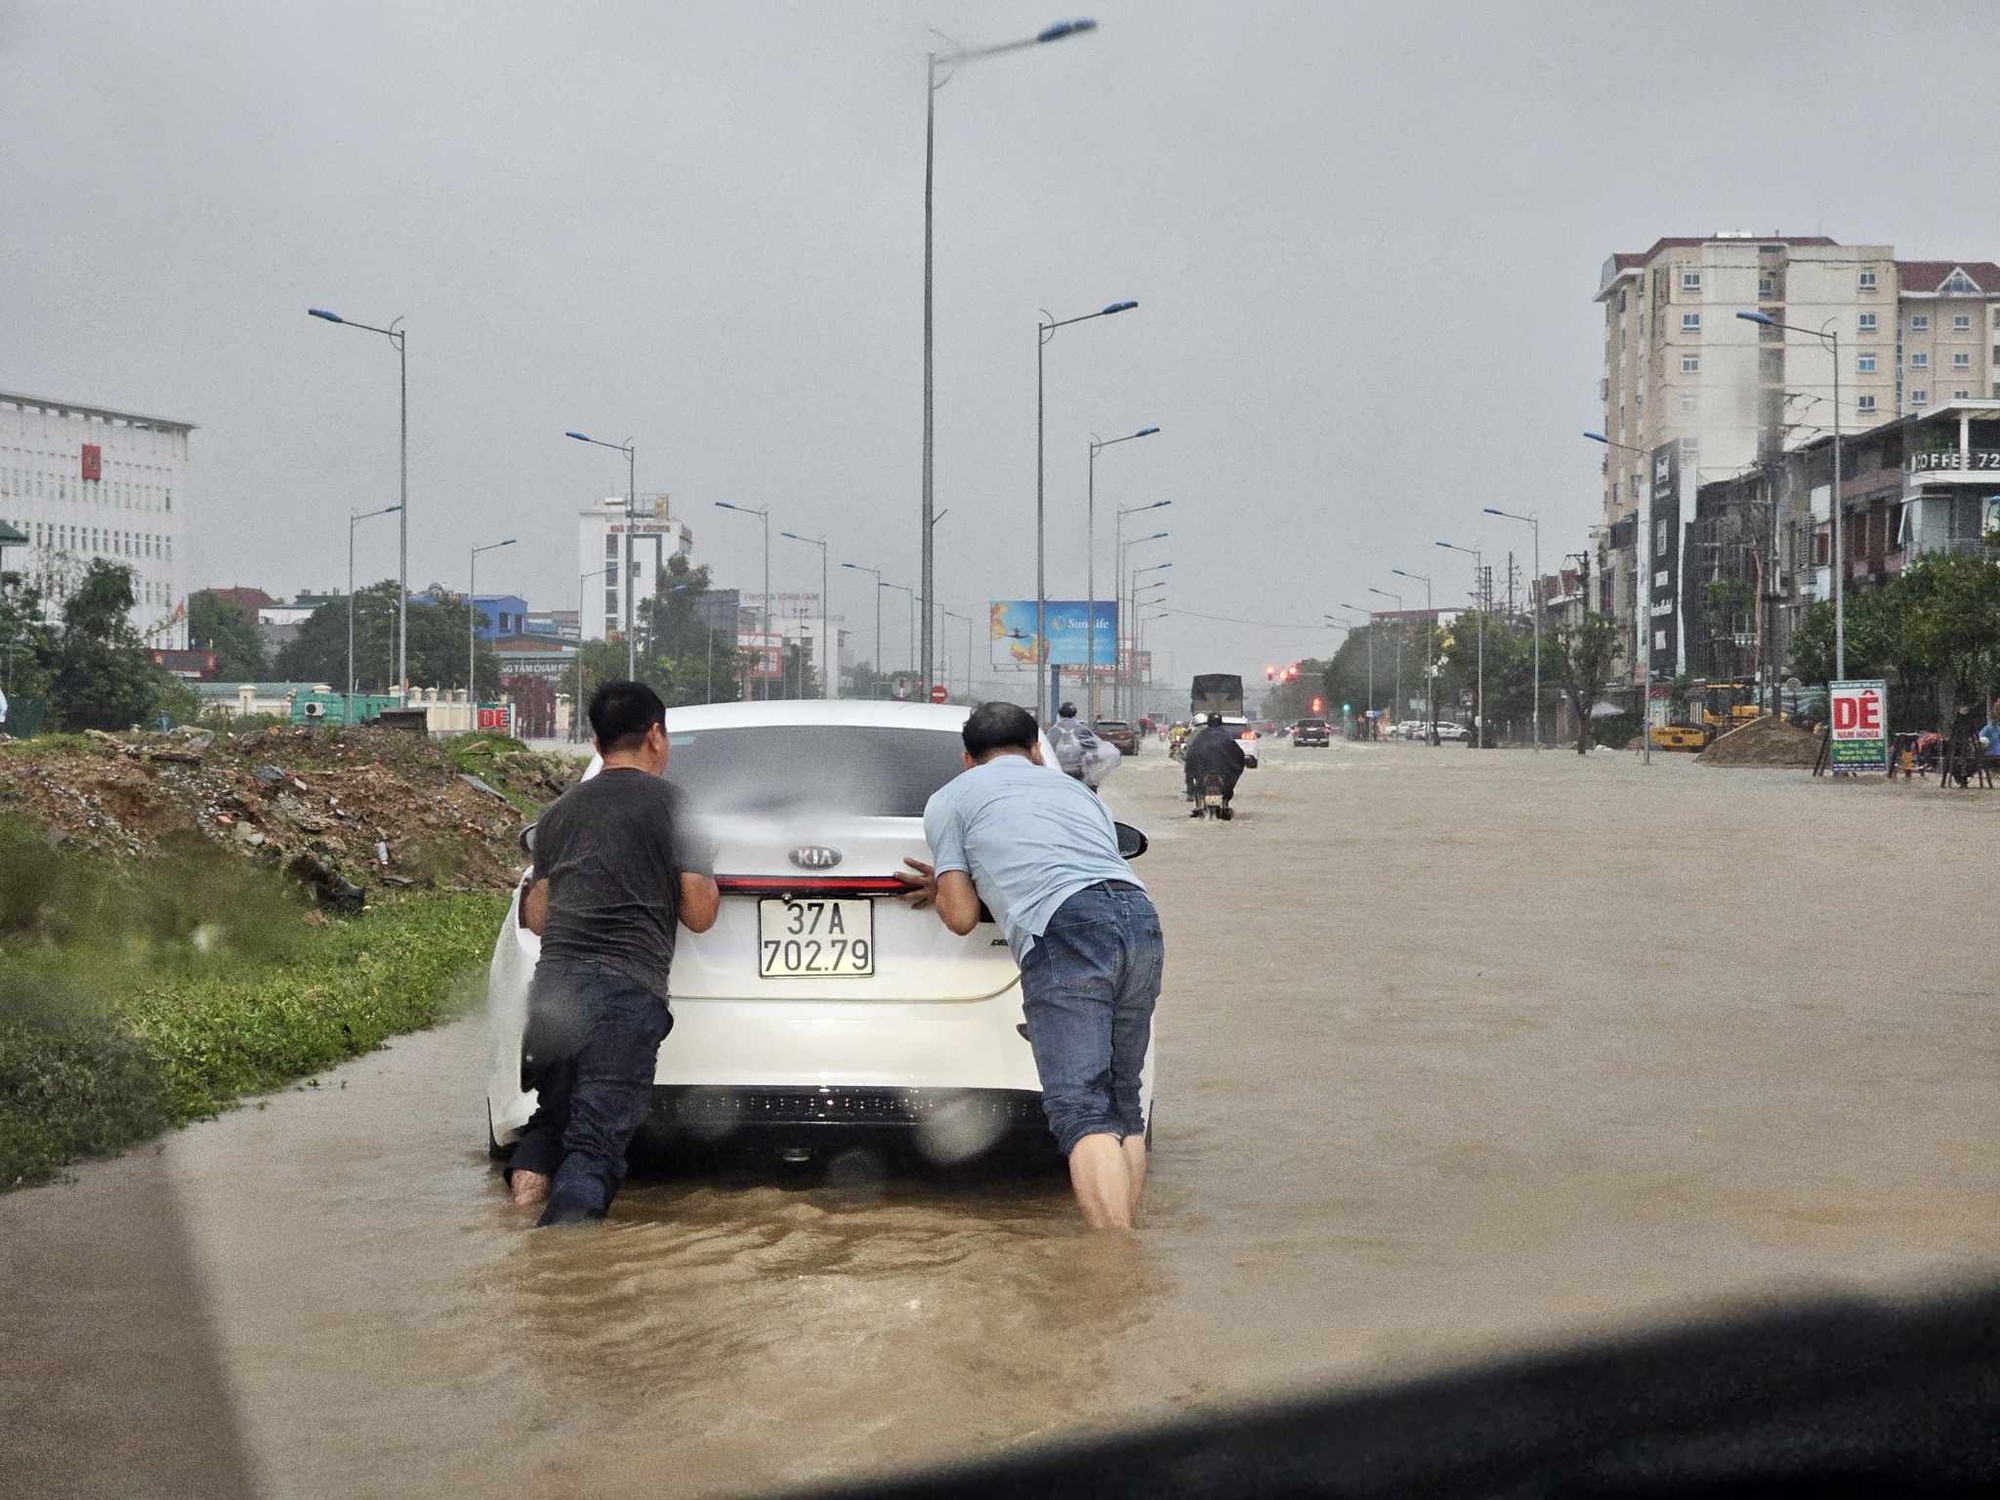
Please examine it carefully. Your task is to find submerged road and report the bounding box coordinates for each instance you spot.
[6,740,1996,1497]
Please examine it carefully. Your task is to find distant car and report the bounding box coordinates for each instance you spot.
[1092,719,1138,755]
[1394,719,1425,740]
[1433,721,1471,742]
[485,700,1154,1165]
[1293,717,1331,747]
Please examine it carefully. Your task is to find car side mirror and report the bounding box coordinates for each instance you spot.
[1114,821,1148,861]
[519,823,537,857]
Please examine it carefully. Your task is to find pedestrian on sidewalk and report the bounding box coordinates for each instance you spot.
[508,680,719,1226]
[897,702,1164,1229]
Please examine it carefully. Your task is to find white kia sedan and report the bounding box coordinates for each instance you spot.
[485,699,1152,1165]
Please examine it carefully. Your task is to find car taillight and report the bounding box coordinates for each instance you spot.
[714,875,910,898]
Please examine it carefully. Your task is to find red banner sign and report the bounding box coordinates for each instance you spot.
[80,444,102,481]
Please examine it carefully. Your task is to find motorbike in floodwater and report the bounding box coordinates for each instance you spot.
[1195,771,1231,821]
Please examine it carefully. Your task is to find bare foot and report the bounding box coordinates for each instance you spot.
[509,1169,551,1209]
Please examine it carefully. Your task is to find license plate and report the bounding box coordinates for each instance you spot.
[757,898,875,978]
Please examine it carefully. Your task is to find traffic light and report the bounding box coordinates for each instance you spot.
[1342,702,1351,714]
[1265,665,1276,681]
[1311,696,1324,713]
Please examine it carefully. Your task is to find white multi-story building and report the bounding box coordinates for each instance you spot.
[0,391,192,647]
[575,494,692,644]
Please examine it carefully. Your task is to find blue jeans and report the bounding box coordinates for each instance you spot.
[508,962,670,1226]
[1018,882,1164,1156]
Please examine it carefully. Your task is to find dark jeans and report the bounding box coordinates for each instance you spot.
[1018,882,1164,1156]
[507,962,670,1226]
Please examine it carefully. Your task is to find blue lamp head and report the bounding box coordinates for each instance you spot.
[1583,431,1610,445]
[1136,426,1160,437]
[565,430,591,442]
[1037,19,1098,43]
[1737,310,1776,326]
[307,307,344,323]
[1101,300,1138,316]
[1482,507,1504,516]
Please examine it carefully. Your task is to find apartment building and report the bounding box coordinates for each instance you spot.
[574,494,693,644]
[1592,235,2000,688]
[0,390,193,647]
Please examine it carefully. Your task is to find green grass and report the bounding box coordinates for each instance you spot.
[0,820,504,1189]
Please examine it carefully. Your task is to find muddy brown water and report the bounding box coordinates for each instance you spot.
[6,744,1996,1498]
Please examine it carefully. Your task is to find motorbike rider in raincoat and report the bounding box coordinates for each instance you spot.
[1181,712,1247,819]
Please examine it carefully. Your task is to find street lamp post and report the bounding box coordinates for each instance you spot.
[1037,299,1139,722]
[924,19,1099,694]
[1391,568,1436,742]
[469,537,516,719]
[880,579,917,692]
[565,430,639,678]
[780,531,832,698]
[1738,310,1844,677]
[1437,542,1484,748]
[1118,538,1169,717]
[942,607,973,702]
[347,503,401,713]
[840,562,884,695]
[310,308,408,700]
[1366,587,1404,723]
[575,565,612,739]
[1585,430,1654,765]
[1113,503,1170,714]
[715,502,771,698]
[1483,507,1541,749]
[1086,425,1158,718]
[1336,605,1374,728]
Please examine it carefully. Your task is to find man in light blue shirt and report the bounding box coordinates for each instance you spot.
[899,702,1164,1229]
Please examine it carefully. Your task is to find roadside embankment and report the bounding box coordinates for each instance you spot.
[0,816,507,1190]
[0,725,576,894]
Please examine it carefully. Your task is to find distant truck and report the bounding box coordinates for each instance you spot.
[1190,673,1245,721]
[1189,673,1259,768]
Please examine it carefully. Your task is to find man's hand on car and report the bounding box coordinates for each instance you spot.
[896,857,938,909]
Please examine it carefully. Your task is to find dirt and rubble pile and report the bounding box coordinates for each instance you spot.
[0,726,581,891]
[1697,715,1822,768]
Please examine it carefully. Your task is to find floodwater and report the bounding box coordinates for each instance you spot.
[6,743,1997,1498]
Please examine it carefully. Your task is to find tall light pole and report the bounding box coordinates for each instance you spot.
[841,561,884,695]
[1739,310,1844,677]
[780,530,832,698]
[1437,542,1484,747]
[1483,506,1541,749]
[575,565,612,739]
[1337,604,1374,727]
[1135,595,1169,719]
[924,19,1099,696]
[565,430,638,678]
[1391,568,1435,742]
[310,308,407,699]
[1038,299,1139,721]
[1114,503,1170,713]
[1586,430,1653,765]
[1086,424,1159,717]
[347,502,400,713]
[1367,587,1404,721]
[942,606,973,702]
[469,536,516,715]
[715,501,771,699]
[1118,535,1169,717]
[880,578,917,691]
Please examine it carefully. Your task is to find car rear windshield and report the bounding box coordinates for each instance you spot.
[663,725,967,817]
[1299,719,1327,729]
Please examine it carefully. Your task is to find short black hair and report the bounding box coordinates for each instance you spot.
[961,701,1038,760]
[589,680,666,753]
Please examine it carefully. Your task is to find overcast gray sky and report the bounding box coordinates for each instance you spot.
[8,0,2000,694]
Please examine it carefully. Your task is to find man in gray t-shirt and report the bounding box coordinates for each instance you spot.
[507,682,719,1226]
[899,702,1164,1230]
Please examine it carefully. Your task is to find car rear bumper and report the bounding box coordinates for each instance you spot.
[642,1084,1050,1150]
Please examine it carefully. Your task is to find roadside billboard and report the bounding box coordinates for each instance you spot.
[738,632,783,681]
[1828,679,1889,771]
[989,600,1117,668]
